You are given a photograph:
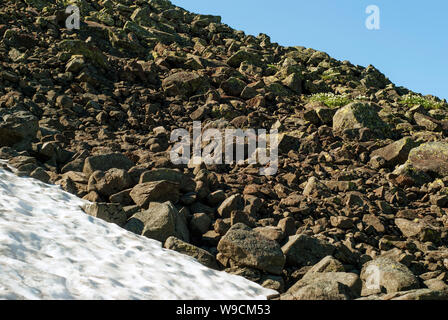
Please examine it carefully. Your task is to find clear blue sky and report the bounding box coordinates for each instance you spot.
[171,0,448,101]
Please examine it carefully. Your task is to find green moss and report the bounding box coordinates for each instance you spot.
[399,94,447,111]
[308,93,352,108]
[59,39,108,68]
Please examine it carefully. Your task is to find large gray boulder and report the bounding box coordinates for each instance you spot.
[83,153,134,176]
[282,234,335,267]
[87,169,133,198]
[124,201,189,243]
[370,137,419,168]
[333,102,389,135]
[130,181,180,208]
[164,236,219,270]
[360,257,419,295]
[82,202,127,227]
[139,168,196,192]
[407,142,448,176]
[281,272,362,300]
[0,111,38,148]
[217,223,285,275]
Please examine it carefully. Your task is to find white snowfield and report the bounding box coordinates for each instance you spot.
[0,165,276,300]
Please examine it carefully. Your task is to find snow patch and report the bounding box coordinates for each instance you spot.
[0,166,276,300]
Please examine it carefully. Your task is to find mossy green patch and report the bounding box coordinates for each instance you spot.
[399,94,447,111]
[308,93,352,109]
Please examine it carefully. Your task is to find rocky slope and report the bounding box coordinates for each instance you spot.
[1,0,448,300]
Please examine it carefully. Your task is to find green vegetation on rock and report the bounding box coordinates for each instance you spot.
[308,93,353,108]
[399,94,448,111]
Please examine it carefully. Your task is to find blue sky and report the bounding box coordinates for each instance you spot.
[171,0,448,101]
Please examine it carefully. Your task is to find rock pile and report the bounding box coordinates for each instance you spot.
[1,0,448,300]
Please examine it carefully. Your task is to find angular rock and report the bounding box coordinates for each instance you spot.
[282,234,336,267]
[82,203,127,227]
[217,194,244,218]
[164,236,219,269]
[0,111,38,148]
[162,71,209,96]
[395,218,441,243]
[333,102,389,135]
[124,201,188,243]
[360,257,419,295]
[282,272,362,300]
[88,169,133,198]
[139,169,195,193]
[302,256,345,279]
[217,223,285,274]
[189,212,212,235]
[130,181,180,208]
[370,138,419,168]
[408,142,448,176]
[83,153,134,176]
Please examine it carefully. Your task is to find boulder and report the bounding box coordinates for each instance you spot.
[124,201,189,243]
[162,71,209,96]
[130,181,180,208]
[217,223,285,275]
[370,138,419,168]
[82,203,127,227]
[395,218,441,243]
[226,50,261,68]
[83,153,134,176]
[139,169,196,192]
[0,111,38,148]
[217,194,244,218]
[87,169,133,197]
[302,256,345,279]
[333,102,389,135]
[407,142,448,176]
[282,272,362,300]
[384,289,448,300]
[164,236,219,270]
[282,234,335,267]
[360,257,419,295]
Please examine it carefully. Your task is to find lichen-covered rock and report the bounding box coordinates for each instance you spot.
[162,71,209,96]
[59,40,108,68]
[130,181,180,208]
[360,257,419,295]
[333,102,389,135]
[370,137,419,168]
[164,236,219,270]
[282,234,335,267]
[0,111,38,149]
[125,201,189,243]
[82,202,127,227]
[407,142,448,176]
[281,272,362,300]
[217,223,285,275]
[395,218,441,243]
[88,169,133,198]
